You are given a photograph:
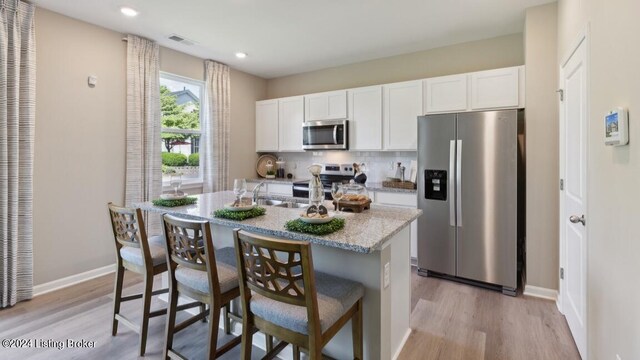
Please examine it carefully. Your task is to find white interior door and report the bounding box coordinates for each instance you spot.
[560,37,588,359]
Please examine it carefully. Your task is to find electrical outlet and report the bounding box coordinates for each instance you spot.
[383,262,390,288]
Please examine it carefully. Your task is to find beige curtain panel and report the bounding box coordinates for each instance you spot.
[125,35,162,233]
[202,60,230,192]
[0,0,35,308]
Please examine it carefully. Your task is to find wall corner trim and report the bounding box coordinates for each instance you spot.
[523,284,559,301]
[33,263,116,297]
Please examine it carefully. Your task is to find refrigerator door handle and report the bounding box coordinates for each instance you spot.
[449,140,455,227]
[456,140,462,227]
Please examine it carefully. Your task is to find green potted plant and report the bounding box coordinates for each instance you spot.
[266,169,276,179]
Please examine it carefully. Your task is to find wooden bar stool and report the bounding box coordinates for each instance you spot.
[233,229,364,360]
[161,214,243,359]
[108,203,203,356]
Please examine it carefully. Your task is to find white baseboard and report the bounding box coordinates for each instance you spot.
[523,285,558,301]
[392,329,412,360]
[33,263,116,297]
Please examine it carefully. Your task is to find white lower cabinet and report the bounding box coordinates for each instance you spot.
[245,182,293,197]
[372,191,418,260]
[267,183,293,196]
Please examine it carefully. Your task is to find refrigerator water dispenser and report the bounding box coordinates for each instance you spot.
[424,170,447,201]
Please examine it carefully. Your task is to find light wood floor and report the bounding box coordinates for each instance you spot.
[0,269,580,360]
[398,271,580,360]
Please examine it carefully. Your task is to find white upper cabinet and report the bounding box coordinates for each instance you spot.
[423,74,468,114]
[255,66,525,153]
[470,67,520,110]
[255,99,279,152]
[348,86,383,151]
[383,80,423,151]
[304,90,347,121]
[278,96,304,152]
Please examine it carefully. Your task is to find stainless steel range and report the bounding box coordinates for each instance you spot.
[292,163,354,200]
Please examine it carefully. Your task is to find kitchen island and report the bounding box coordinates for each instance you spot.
[137,191,421,360]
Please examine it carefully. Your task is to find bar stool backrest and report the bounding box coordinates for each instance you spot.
[108,203,152,268]
[162,214,221,297]
[234,230,321,336]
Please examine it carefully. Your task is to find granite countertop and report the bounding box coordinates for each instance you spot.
[365,182,417,194]
[135,191,421,254]
[245,178,416,193]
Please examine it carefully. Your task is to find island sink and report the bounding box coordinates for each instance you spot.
[256,197,309,209]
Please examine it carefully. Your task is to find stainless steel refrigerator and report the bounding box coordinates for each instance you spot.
[416,109,523,296]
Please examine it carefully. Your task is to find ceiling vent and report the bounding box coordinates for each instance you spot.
[168,34,196,46]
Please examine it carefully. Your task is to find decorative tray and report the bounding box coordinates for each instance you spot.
[256,154,278,178]
[332,198,372,213]
[381,181,417,190]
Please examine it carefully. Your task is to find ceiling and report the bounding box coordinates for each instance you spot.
[33,0,554,79]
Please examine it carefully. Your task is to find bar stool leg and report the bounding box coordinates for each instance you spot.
[293,345,300,360]
[111,263,124,336]
[201,303,207,323]
[223,303,231,334]
[352,298,363,360]
[207,304,221,359]
[266,334,273,352]
[164,284,179,359]
[138,272,154,356]
[240,317,253,359]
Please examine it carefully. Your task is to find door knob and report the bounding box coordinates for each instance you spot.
[569,215,586,226]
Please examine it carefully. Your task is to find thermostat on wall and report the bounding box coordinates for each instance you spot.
[604,107,628,146]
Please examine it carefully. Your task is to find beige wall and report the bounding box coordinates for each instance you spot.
[33,8,266,285]
[558,0,640,359]
[34,7,126,286]
[229,69,264,182]
[266,33,524,98]
[524,3,559,290]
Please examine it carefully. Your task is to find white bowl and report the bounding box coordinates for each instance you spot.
[160,193,187,200]
[224,203,256,211]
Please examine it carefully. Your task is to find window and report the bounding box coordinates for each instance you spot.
[160,72,204,186]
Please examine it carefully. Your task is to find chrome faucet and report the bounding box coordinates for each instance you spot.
[252,182,266,203]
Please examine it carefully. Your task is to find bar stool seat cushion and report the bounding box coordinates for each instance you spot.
[119,235,167,267]
[174,247,238,294]
[250,271,364,335]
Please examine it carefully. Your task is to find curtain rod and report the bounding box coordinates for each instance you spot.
[121,36,227,66]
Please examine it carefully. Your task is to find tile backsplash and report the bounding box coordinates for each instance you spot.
[271,151,417,183]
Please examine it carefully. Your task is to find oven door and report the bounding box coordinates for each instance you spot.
[303,120,348,150]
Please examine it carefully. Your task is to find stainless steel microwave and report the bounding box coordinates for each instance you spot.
[302,119,348,150]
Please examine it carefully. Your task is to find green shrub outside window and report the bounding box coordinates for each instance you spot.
[162,152,188,166]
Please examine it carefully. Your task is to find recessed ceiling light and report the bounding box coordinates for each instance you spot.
[235,52,247,59]
[120,7,138,17]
